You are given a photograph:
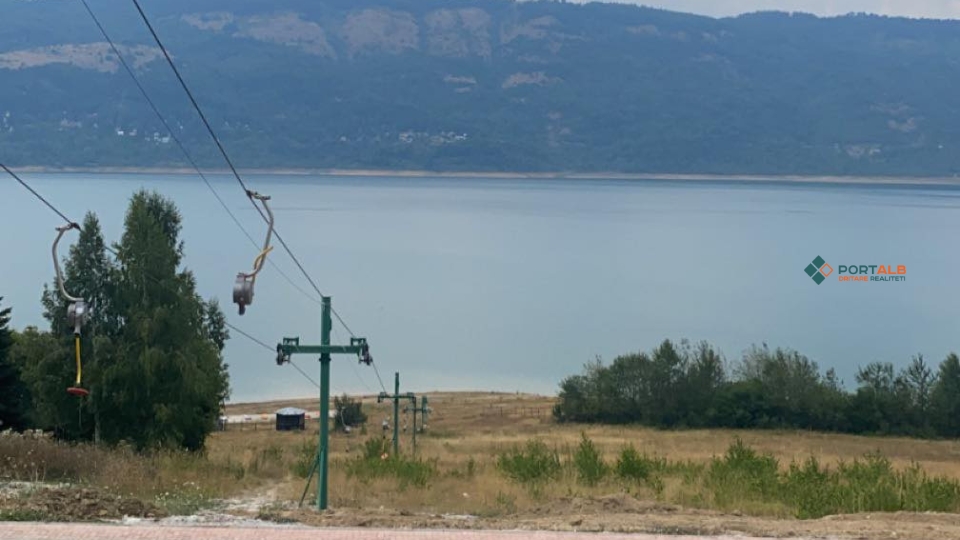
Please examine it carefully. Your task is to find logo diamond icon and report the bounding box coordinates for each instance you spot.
[805,256,830,285]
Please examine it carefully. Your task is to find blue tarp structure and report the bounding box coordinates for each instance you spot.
[275,407,306,431]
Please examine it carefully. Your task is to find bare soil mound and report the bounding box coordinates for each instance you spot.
[1,486,166,521]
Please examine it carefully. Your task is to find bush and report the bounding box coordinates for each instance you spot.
[496,439,561,485]
[899,464,960,513]
[700,439,960,519]
[345,437,436,489]
[333,394,367,432]
[292,440,316,478]
[360,437,391,461]
[782,457,837,519]
[706,438,780,509]
[573,433,607,486]
[615,445,660,482]
[834,452,901,513]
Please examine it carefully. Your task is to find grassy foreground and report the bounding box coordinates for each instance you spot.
[4,392,960,523]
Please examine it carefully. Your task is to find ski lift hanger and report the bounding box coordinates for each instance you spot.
[53,223,90,397]
[233,191,274,315]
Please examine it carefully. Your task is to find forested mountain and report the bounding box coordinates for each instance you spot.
[3,0,960,175]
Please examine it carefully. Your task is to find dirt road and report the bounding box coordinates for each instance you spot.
[0,523,806,540]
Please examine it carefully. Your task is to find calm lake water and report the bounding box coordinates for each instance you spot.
[3,173,960,403]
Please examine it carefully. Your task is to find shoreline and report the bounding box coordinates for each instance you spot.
[11,165,960,187]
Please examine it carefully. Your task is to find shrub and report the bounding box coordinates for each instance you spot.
[361,437,391,461]
[345,437,436,489]
[573,433,607,486]
[333,394,367,432]
[292,440,316,478]
[834,452,900,513]
[898,464,960,513]
[707,441,960,519]
[615,445,658,482]
[782,456,837,519]
[496,439,561,485]
[706,438,780,509]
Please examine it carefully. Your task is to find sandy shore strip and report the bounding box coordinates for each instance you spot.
[9,166,960,187]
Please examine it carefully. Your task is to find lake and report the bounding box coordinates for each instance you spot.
[2,173,959,403]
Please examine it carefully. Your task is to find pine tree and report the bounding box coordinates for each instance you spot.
[0,298,30,431]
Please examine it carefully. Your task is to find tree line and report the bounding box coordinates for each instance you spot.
[0,190,230,450]
[554,340,960,439]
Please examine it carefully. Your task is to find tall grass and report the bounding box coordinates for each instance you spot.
[343,438,437,490]
[491,434,960,519]
[6,420,960,521]
[781,454,960,518]
[0,430,261,514]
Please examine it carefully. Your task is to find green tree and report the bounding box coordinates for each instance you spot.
[554,356,614,423]
[847,362,915,435]
[931,354,960,438]
[0,298,30,431]
[736,345,829,429]
[333,393,368,432]
[680,340,726,427]
[97,190,230,450]
[646,340,687,426]
[553,373,590,423]
[8,327,67,434]
[901,354,936,434]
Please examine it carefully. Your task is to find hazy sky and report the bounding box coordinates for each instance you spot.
[574,1,960,19]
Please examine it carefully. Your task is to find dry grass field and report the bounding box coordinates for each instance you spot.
[210,392,960,538]
[5,391,960,538]
[221,391,960,477]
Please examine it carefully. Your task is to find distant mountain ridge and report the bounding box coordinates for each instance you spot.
[2,0,960,176]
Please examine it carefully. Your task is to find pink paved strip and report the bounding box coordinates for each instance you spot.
[0,523,784,540]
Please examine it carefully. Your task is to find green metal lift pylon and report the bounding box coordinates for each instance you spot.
[403,395,430,452]
[377,372,414,457]
[276,296,372,511]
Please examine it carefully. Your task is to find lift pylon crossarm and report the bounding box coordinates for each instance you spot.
[233,191,274,315]
[278,336,373,365]
[377,391,414,404]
